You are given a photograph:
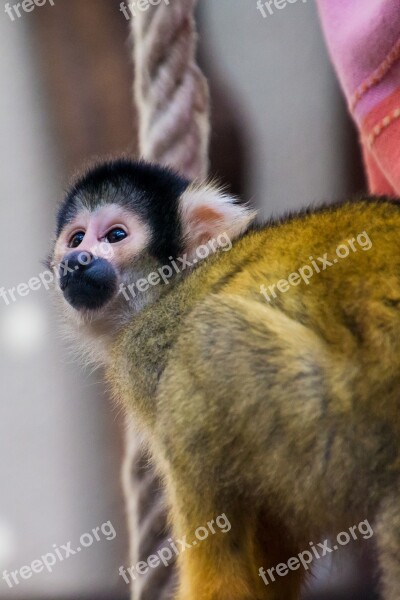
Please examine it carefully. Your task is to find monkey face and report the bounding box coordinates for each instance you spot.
[58,252,117,311]
[53,203,151,313]
[50,159,255,343]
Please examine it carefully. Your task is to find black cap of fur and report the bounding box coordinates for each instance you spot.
[57,159,190,263]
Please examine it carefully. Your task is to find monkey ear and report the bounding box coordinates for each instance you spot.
[179,183,257,258]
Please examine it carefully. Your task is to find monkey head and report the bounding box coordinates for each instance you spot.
[49,159,256,361]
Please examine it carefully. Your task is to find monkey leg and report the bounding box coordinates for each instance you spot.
[171,508,304,600]
[156,297,325,599]
[376,492,400,600]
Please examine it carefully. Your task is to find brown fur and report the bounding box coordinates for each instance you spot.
[103,198,400,599]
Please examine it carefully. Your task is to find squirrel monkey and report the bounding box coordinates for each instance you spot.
[50,158,400,600]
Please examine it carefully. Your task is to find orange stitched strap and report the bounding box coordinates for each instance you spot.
[367,107,400,148]
[350,38,400,111]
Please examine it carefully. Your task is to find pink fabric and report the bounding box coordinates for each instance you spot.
[317,0,400,118]
[356,58,400,120]
[317,0,400,196]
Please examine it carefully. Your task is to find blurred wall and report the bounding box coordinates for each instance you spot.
[201,0,364,219]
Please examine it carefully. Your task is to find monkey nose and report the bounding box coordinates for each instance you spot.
[59,251,94,290]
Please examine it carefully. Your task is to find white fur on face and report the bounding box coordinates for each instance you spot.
[53,203,151,271]
[51,204,152,365]
[51,186,257,366]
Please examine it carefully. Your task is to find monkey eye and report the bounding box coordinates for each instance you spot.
[106,228,127,244]
[69,231,85,248]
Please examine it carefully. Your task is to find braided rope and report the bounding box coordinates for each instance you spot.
[133,0,210,180]
[123,2,210,598]
[123,424,178,600]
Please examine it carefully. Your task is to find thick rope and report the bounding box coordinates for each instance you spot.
[133,0,210,180]
[123,2,210,599]
[123,425,178,600]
